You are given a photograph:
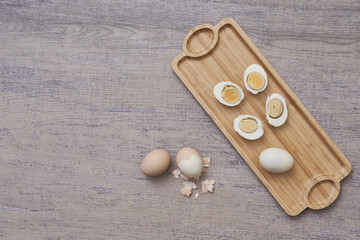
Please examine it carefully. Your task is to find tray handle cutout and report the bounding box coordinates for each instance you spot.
[304,174,340,210]
[182,24,218,57]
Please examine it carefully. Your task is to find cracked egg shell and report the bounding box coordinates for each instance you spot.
[266,93,288,127]
[243,64,268,94]
[176,147,203,179]
[234,115,264,140]
[213,81,244,107]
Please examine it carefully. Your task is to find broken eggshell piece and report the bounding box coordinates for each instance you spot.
[243,64,268,94]
[176,147,203,179]
[266,93,288,127]
[213,81,244,107]
[234,115,264,140]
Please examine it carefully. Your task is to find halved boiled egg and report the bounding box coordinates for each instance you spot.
[243,64,268,94]
[266,93,288,127]
[234,115,264,140]
[213,81,244,107]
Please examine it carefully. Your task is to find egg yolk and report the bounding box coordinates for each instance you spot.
[221,85,240,104]
[268,98,283,118]
[247,72,265,90]
[239,118,258,133]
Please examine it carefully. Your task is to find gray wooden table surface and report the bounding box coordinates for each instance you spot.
[0,0,359,239]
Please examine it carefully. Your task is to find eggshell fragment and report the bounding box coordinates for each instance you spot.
[183,181,197,190]
[172,169,181,179]
[181,185,192,197]
[141,149,170,177]
[201,179,216,193]
[202,157,211,167]
[194,193,199,200]
[180,173,190,181]
[181,181,197,197]
[259,148,294,173]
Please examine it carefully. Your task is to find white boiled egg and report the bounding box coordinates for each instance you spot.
[213,81,244,107]
[243,64,268,94]
[266,93,288,127]
[234,115,264,140]
[259,148,294,173]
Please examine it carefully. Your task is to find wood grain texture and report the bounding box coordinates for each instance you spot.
[172,18,351,216]
[0,0,359,239]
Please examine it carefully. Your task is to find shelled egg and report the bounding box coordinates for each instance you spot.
[266,93,288,127]
[243,64,268,94]
[260,148,294,173]
[234,115,264,140]
[213,81,244,107]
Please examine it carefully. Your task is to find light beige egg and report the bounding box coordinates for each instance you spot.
[141,149,170,177]
[176,147,203,179]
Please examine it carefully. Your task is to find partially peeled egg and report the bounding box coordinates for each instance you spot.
[244,64,268,94]
[176,147,203,179]
[213,81,244,107]
[266,93,288,127]
[234,115,264,140]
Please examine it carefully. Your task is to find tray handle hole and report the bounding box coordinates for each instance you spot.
[307,178,340,210]
[183,24,218,57]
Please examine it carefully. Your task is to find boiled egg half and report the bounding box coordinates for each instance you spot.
[234,115,264,140]
[213,81,244,107]
[243,64,268,94]
[266,93,288,127]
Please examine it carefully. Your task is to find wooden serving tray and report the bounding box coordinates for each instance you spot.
[171,18,351,216]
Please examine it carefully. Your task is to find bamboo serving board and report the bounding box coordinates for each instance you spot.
[171,18,351,216]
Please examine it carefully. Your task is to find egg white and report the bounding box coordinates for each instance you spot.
[178,154,203,179]
[233,115,264,140]
[213,81,244,107]
[259,148,294,173]
[243,64,268,94]
[266,93,288,127]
